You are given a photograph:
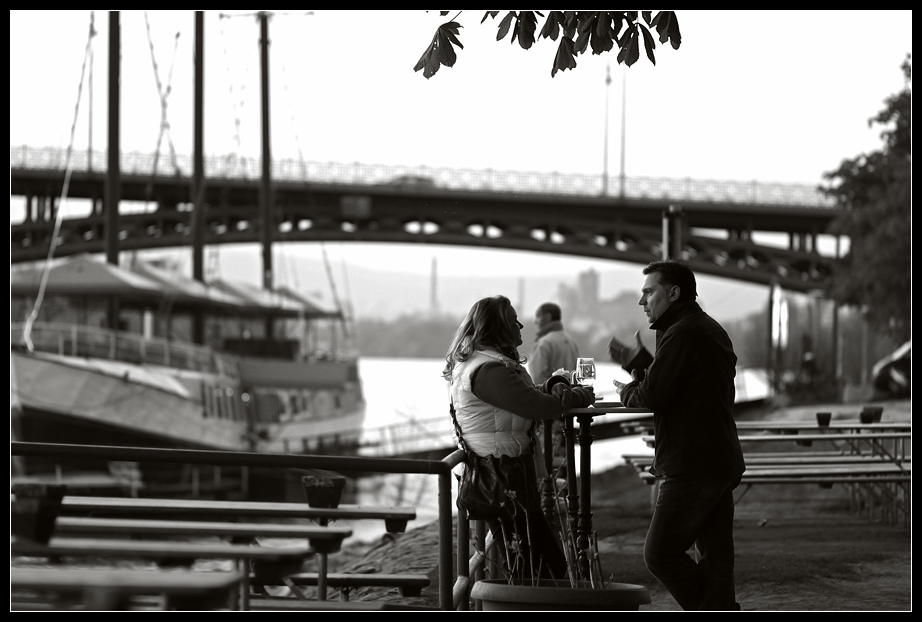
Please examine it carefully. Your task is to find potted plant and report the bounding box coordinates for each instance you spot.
[468,461,651,611]
[301,472,346,509]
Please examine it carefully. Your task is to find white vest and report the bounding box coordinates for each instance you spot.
[449,349,533,457]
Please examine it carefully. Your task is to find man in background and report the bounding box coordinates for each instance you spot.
[527,302,580,385]
[527,302,581,480]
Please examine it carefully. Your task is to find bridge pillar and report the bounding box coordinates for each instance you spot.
[662,204,684,259]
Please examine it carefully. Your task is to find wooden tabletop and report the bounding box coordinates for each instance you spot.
[735,421,911,431]
[643,431,911,447]
[60,497,415,533]
[11,536,317,563]
[53,516,352,553]
[12,566,243,599]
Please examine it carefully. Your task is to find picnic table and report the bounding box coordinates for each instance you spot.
[734,421,911,432]
[11,536,316,610]
[634,418,911,528]
[642,430,911,461]
[11,566,244,611]
[52,516,352,553]
[59,496,416,533]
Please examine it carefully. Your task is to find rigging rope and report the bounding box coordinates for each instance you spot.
[22,11,97,353]
[218,12,250,164]
[144,11,181,177]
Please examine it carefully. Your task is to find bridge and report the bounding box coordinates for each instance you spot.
[10,146,845,292]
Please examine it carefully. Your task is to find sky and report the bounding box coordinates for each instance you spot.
[9,10,912,318]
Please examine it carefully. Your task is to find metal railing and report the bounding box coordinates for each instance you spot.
[11,145,836,208]
[11,441,463,611]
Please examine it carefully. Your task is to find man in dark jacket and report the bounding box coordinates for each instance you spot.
[614,260,745,611]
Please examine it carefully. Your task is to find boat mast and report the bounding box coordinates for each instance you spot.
[106,10,121,330]
[191,10,206,344]
[258,11,274,339]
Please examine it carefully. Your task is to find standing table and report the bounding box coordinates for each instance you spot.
[554,403,653,581]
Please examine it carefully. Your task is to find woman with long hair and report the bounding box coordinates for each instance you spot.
[443,295,594,581]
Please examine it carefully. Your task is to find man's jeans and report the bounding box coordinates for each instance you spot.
[644,474,741,610]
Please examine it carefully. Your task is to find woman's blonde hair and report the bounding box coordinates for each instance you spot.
[442,295,524,381]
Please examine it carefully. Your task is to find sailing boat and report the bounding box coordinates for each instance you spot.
[9,12,365,499]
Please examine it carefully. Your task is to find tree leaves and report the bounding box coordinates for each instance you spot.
[650,10,682,49]
[493,10,540,49]
[821,56,912,343]
[415,10,682,79]
[413,21,464,79]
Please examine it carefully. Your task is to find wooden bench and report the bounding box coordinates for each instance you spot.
[734,422,911,432]
[642,431,911,446]
[246,597,439,611]
[11,536,316,611]
[636,464,911,487]
[60,496,416,533]
[642,432,910,461]
[251,571,431,601]
[53,516,352,554]
[624,452,911,472]
[11,566,243,611]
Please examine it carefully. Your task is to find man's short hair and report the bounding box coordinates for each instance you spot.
[537,302,562,321]
[643,260,697,302]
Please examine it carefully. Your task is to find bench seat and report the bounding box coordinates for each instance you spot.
[247,597,438,611]
[53,516,352,554]
[11,566,242,611]
[60,496,416,533]
[252,571,431,599]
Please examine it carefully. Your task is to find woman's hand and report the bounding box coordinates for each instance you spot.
[557,385,595,409]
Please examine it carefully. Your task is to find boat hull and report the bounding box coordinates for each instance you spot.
[11,349,249,452]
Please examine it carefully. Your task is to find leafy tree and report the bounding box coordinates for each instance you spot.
[414,10,681,79]
[821,55,912,344]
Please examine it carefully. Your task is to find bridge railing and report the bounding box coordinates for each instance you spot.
[11,145,835,208]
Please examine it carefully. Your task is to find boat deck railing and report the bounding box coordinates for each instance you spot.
[11,321,236,377]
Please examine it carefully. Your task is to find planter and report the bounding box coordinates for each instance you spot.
[301,474,346,509]
[11,483,67,545]
[860,406,883,424]
[471,579,651,611]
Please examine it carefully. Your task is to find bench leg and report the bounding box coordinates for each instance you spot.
[238,560,248,611]
[318,553,328,601]
[282,577,310,600]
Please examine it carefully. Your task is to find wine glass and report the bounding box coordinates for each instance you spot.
[575,357,596,388]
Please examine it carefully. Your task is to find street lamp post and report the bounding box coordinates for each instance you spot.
[619,66,626,199]
[602,62,612,196]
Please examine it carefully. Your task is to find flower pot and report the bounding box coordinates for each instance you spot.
[301,474,346,509]
[471,579,651,611]
[11,483,67,545]
[860,406,883,424]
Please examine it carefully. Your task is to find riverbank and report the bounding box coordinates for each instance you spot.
[325,398,912,611]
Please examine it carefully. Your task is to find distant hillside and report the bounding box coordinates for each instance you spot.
[201,247,767,324]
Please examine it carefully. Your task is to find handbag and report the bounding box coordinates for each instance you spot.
[450,402,532,521]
